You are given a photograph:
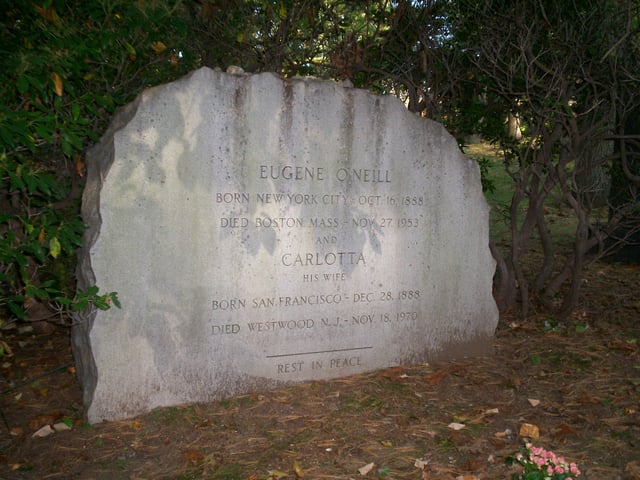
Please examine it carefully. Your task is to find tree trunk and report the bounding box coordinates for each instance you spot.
[608,106,640,261]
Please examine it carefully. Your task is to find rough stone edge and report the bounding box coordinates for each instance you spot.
[70,96,139,414]
[69,71,199,415]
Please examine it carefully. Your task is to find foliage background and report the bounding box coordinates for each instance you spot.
[1,0,639,324]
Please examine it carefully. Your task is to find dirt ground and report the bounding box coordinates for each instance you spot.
[0,260,638,480]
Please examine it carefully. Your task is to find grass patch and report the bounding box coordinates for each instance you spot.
[463,142,591,245]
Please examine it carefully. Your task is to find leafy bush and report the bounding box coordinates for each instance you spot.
[0,152,120,321]
[0,0,198,324]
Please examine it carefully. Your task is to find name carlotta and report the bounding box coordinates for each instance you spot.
[260,165,391,183]
[281,251,366,266]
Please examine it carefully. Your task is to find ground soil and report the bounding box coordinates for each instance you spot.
[0,260,638,480]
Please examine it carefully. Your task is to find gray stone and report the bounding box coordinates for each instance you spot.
[73,67,498,423]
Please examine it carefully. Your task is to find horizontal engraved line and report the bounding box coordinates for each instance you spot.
[266,346,373,358]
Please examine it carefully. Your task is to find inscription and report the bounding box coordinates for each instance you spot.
[260,165,325,181]
[259,165,391,183]
[211,291,420,312]
[218,215,421,229]
[208,311,420,336]
[255,217,303,228]
[212,164,426,378]
[281,252,365,267]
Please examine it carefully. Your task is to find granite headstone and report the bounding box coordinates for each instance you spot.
[73,67,498,423]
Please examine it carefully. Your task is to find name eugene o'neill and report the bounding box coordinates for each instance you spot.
[259,165,391,183]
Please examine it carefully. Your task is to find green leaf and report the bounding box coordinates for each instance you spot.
[17,75,29,94]
[7,301,26,320]
[73,297,89,311]
[23,173,37,194]
[86,285,99,295]
[123,41,136,56]
[93,298,110,309]
[49,236,61,258]
[35,124,54,143]
[0,125,14,148]
[61,137,73,156]
[53,296,73,306]
[7,171,25,190]
[110,293,121,308]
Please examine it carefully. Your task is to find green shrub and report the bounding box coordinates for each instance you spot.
[0,0,198,324]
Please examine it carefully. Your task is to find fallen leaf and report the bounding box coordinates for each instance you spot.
[151,41,167,54]
[75,153,85,178]
[414,458,429,470]
[53,422,71,432]
[519,423,540,439]
[528,398,541,407]
[32,425,54,438]
[358,462,375,475]
[380,440,393,447]
[52,72,63,96]
[0,341,13,356]
[448,422,466,431]
[293,459,304,478]
[10,427,23,436]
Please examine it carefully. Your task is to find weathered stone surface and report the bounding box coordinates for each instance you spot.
[73,67,498,423]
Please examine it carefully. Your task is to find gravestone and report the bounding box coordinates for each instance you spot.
[73,67,498,423]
